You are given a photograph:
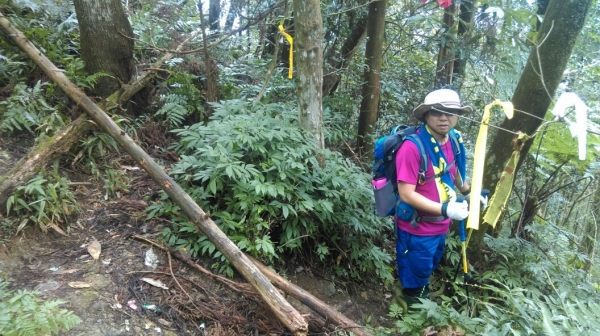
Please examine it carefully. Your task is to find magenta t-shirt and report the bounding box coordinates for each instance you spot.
[395,133,457,236]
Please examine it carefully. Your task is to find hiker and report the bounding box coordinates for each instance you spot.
[393,89,479,309]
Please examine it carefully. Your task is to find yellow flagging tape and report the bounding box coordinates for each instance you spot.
[467,100,514,230]
[482,132,530,228]
[278,23,294,79]
[483,151,518,229]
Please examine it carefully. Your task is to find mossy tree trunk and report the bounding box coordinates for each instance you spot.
[293,0,325,152]
[469,0,593,255]
[73,0,134,98]
[434,4,456,87]
[323,14,367,96]
[208,0,221,31]
[356,0,386,159]
[452,0,475,89]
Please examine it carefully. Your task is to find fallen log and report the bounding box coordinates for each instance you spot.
[133,234,371,335]
[0,14,308,335]
[249,256,374,336]
[0,26,174,208]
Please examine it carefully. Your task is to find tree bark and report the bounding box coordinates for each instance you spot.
[323,14,367,96]
[435,4,456,87]
[452,0,475,89]
[469,0,593,254]
[293,0,325,152]
[198,0,219,118]
[0,14,308,335]
[73,0,134,98]
[249,257,373,336]
[208,0,221,31]
[0,22,199,210]
[356,0,386,159]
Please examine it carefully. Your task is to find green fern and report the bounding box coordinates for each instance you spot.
[148,100,393,283]
[155,94,190,127]
[0,281,81,335]
[6,172,80,233]
[0,82,61,135]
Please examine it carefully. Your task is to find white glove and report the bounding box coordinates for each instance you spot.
[464,193,489,210]
[480,195,488,210]
[446,201,469,220]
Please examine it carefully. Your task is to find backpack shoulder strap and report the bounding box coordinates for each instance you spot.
[413,132,460,184]
[406,134,428,184]
[449,131,460,155]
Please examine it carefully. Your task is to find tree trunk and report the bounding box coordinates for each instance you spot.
[452,0,475,89]
[293,0,325,152]
[223,0,238,31]
[356,0,386,159]
[0,14,308,335]
[73,0,134,98]
[323,14,367,96]
[469,0,593,254]
[435,4,456,87]
[0,20,200,210]
[208,0,221,31]
[198,0,219,118]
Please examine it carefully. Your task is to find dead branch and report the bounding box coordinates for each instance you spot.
[0,14,307,335]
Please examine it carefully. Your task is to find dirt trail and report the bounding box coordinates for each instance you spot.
[0,136,393,335]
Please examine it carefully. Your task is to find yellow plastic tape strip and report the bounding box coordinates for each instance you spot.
[482,131,530,228]
[482,150,519,228]
[278,24,294,79]
[467,100,514,230]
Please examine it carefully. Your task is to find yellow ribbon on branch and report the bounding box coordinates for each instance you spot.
[467,100,514,230]
[278,23,294,79]
[482,132,530,228]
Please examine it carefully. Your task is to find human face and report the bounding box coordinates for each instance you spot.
[424,108,459,138]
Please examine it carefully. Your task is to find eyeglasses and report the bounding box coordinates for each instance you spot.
[428,108,459,118]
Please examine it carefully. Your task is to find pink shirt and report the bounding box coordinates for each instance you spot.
[395,134,457,236]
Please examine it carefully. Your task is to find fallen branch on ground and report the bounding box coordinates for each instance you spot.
[132,234,373,336]
[0,14,307,335]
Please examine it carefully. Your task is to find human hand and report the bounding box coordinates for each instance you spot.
[445,201,469,220]
[464,192,489,210]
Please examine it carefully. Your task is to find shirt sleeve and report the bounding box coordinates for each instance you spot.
[395,140,421,185]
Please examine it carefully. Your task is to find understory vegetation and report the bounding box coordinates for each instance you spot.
[0,281,82,335]
[0,0,599,335]
[148,100,394,281]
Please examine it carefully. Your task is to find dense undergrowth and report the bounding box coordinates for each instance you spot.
[147,99,395,283]
[0,0,599,335]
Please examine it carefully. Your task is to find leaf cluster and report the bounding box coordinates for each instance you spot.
[385,222,600,335]
[6,171,80,234]
[146,99,394,282]
[0,280,81,335]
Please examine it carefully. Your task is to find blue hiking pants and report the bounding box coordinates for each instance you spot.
[396,228,446,289]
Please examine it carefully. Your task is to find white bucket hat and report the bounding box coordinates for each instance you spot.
[412,89,473,122]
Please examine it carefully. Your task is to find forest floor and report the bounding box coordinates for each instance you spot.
[0,133,395,335]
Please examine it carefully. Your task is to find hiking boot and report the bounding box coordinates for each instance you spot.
[390,282,409,314]
[402,286,430,311]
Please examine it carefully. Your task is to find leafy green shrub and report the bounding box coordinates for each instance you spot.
[0,82,65,135]
[385,222,600,335]
[6,172,79,234]
[147,100,394,282]
[153,70,203,127]
[0,281,81,335]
